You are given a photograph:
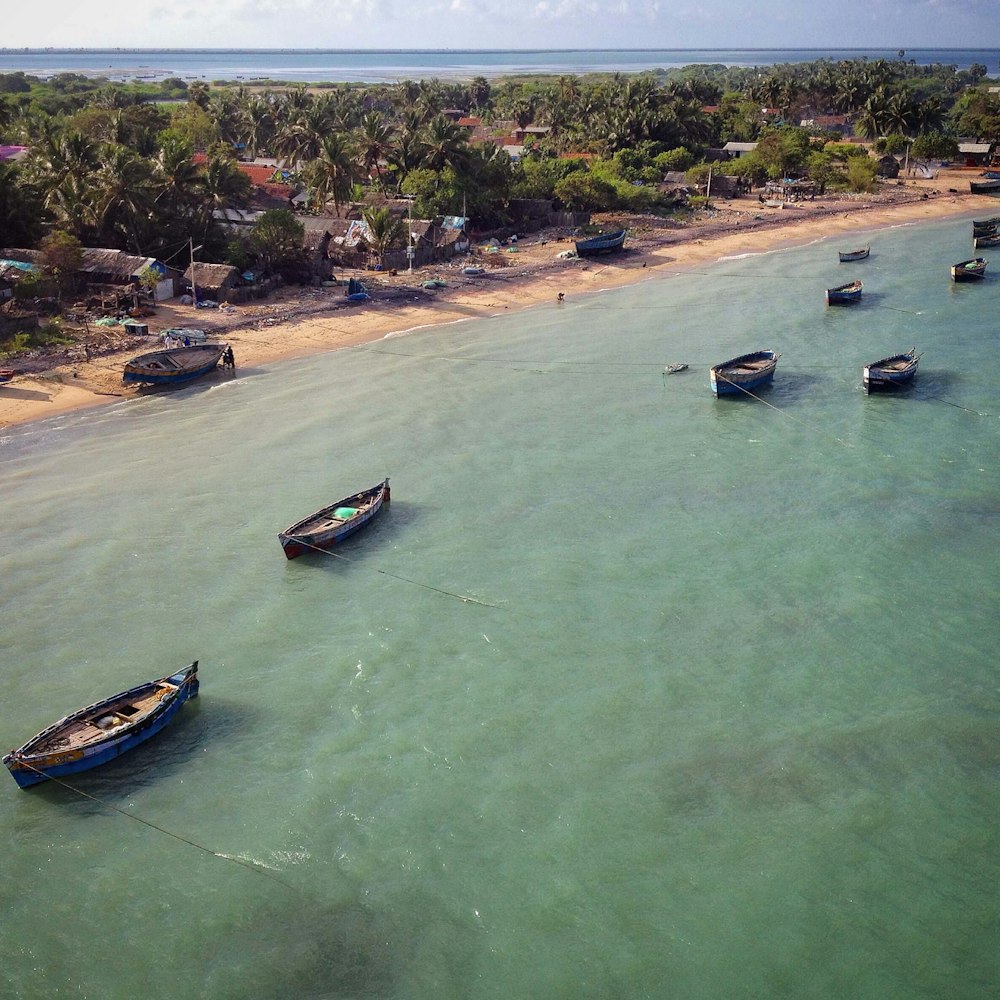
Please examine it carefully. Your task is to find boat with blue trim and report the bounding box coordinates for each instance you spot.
[574,229,627,256]
[123,343,230,385]
[863,348,920,394]
[3,663,200,789]
[826,279,863,305]
[278,478,390,559]
[710,350,779,397]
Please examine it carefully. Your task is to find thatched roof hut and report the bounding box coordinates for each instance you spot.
[183,263,241,302]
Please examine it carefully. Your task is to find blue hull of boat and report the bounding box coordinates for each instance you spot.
[122,359,222,385]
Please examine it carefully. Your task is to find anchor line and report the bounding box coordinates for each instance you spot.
[291,537,507,611]
[19,763,304,893]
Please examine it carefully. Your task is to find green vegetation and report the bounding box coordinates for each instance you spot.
[0,56,995,277]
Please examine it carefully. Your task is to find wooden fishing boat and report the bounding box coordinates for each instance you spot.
[826,279,863,305]
[574,229,627,256]
[838,244,870,262]
[3,663,199,789]
[974,233,1000,249]
[0,368,14,383]
[972,224,997,238]
[863,348,920,395]
[710,350,779,398]
[122,343,229,386]
[951,258,987,282]
[969,178,1000,194]
[972,216,1000,229]
[278,478,390,560]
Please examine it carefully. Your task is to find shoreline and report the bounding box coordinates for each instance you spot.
[0,178,987,432]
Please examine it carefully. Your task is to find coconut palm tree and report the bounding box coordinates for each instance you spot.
[360,205,406,268]
[356,111,395,193]
[92,144,157,251]
[307,133,358,216]
[420,115,471,174]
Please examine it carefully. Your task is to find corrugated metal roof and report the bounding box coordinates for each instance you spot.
[959,142,991,154]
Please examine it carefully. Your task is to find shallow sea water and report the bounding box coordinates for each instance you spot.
[1,216,997,999]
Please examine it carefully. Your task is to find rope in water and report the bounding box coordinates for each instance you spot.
[291,535,508,611]
[20,762,304,893]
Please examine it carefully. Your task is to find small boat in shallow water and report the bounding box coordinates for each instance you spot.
[710,350,779,397]
[3,663,200,788]
[838,244,870,262]
[951,258,987,282]
[123,343,229,385]
[278,478,390,559]
[863,348,920,394]
[826,279,863,305]
[973,233,1000,249]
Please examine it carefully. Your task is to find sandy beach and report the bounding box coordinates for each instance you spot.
[0,170,986,431]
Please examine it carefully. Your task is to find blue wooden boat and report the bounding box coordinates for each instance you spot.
[0,368,14,383]
[826,279,863,305]
[3,663,199,789]
[574,229,627,256]
[278,478,390,559]
[838,244,870,262]
[951,258,987,282]
[863,348,920,395]
[710,350,779,398]
[123,343,229,385]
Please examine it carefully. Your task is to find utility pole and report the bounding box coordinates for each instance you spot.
[189,237,199,308]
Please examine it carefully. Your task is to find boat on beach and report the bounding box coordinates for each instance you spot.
[863,348,920,394]
[970,178,1000,194]
[951,258,987,282]
[826,279,863,305]
[574,229,627,256]
[0,369,14,383]
[122,343,230,385]
[278,478,390,560]
[710,350,779,397]
[838,245,870,262]
[3,663,200,789]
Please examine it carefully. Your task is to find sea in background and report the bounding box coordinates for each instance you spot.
[0,47,998,82]
[1,214,998,999]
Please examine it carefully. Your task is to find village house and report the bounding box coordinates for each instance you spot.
[958,141,993,168]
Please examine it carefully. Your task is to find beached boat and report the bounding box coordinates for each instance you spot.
[838,245,870,262]
[970,178,1000,194]
[826,279,863,305]
[0,369,14,383]
[122,343,229,386]
[278,478,390,560]
[574,229,627,256]
[3,663,199,789]
[974,233,1000,249]
[710,350,780,398]
[863,348,920,394]
[951,258,987,282]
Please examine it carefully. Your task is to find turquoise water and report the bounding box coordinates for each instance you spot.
[1,48,998,81]
[1,217,998,998]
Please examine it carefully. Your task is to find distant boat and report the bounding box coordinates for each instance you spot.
[838,244,870,262]
[969,178,1000,194]
[3,663,200,789]
[951,258,987,282]
[0,369,14,383]
[972,216,1000,229]
[278,478,390,560]
[826,279,863,305]
[574,229,627,256]
[122,343,229,386]
[974,233,1000,249]
[972,222,998,238]
[863,348,920,395]
[710,350,779,398]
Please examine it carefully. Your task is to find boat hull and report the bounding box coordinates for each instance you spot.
[951,259,987,282]
[838,247,870,262]
[3,664,199,788]
[574,230,626,256]
[123,344,228,385]
[970,179,1000,194]
[279,479,390,559]
[863,352,919,394]
[826,281,863,304]
[710,350,779,397]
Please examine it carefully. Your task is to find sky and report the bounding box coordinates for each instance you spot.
[2,0,998,52]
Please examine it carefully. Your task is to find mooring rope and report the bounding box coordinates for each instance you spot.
[293,536,508,611]
[21,762,304,893]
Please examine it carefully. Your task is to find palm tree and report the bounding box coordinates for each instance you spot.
[356,111,395,193]
[420,115,470,174]
[360,205,406,268]
[92,144,156,250]
[307,133,358,216]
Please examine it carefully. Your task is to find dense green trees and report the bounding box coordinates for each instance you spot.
[0,54,995,273]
